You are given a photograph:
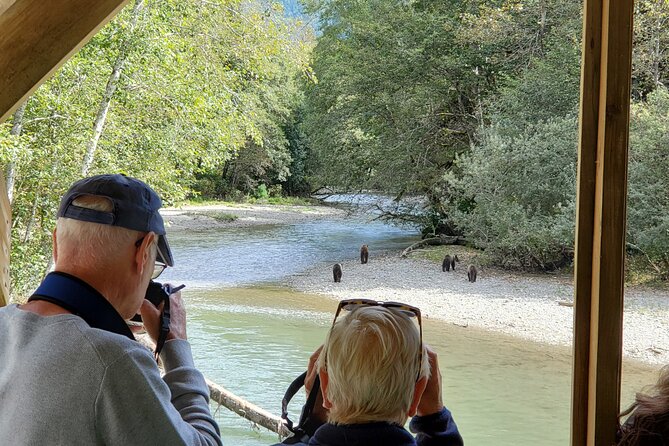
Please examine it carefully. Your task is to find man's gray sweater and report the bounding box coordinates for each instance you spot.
[0,304,222,445]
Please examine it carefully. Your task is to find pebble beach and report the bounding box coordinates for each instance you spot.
[285,253,669,367]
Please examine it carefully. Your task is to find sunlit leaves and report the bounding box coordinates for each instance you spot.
[0,0,312,297]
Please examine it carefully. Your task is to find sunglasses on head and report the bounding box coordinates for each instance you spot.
[331,298,423,380]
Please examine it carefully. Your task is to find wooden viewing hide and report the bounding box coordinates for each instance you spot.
[0,0,130,122]
[0,0,639,443]
[571,0,635,445]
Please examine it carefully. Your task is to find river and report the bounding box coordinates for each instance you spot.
[160,210,659,446]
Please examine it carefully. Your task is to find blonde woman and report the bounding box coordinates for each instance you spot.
[298,299,463,446]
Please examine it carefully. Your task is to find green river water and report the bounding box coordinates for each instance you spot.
[158,213,661,445]
[184,287,659,446]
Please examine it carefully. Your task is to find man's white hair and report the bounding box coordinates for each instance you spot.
[55,195,144,266]
[318,305,429,425]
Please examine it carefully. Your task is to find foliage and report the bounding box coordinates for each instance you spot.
[300,0,583,235]
[627,86,669,278]
[451,116,578,270]
[301,0,487,216]
[632,0,669,99]
[442,3,582,270]
[1,0,312,298]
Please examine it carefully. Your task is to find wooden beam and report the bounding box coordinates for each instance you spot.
[0,0,130,123]
[0,171,10,307]
[0,0,17,16]
[571,0,635,445]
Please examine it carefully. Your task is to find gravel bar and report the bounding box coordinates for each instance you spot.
[285,253,669,366]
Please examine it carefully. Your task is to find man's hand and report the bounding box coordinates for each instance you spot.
[305,345,328,423]
[140,284,187,342]
[416,346,444,417]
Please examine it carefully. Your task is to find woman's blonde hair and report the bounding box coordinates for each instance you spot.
[55,195,144,266]
[618,365,669,444]
[318,305,428,425]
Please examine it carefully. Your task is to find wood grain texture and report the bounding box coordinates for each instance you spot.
[571,0,634,445]
[0,171,10,307]
[0,0,130,123]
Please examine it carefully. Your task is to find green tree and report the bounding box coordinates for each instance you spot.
[450,116,577,269]
[0,0,312,298]
[627,86,669,278]
[632,0,669,99]
[302,0,489,229]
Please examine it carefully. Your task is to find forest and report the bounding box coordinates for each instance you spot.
[1,0,668,297]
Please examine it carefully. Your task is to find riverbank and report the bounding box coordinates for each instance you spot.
[285,252,669,366]
[163,201,669,366]
[161,202,347,230]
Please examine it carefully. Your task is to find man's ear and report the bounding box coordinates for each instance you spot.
[135,232,156,275]
[318,369,332,409]
[408,376,428,417]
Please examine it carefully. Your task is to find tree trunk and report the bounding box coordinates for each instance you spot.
[6,100,28,204]
[81,0,144,176]
[652,18,661,87]
[207,379,291,438]
[537,2,547,55]
[400,235,464,258]
[22,192,39,244]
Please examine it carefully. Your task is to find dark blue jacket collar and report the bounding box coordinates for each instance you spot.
[29,271,135,340]
[309,421,416,446]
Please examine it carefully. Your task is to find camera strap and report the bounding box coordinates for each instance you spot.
[280,371,323,444]
[154,289,170,360]
[28,272,135,341]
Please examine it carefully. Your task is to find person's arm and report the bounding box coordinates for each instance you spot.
[410,347,463,446]
[94,341,221,446]
[94,286,221,445]
[410,407,463,446]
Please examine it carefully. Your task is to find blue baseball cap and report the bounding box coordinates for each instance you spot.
[57,174,174,266]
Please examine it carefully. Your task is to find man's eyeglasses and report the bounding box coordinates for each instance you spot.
[135,236,167,279]
[331,298,423,379]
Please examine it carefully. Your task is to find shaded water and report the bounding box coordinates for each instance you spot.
[161,214,660,445]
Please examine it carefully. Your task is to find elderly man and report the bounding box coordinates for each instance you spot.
[287,299,463,446]
[0,174,221,445]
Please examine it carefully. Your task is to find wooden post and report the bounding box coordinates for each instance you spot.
[571,0,635,445]
[0,0,130,122]
[0,171,10,307]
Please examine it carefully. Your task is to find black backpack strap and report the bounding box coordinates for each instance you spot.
[281,371,308,431]
[281,371,323,442]
[297,374,321,433]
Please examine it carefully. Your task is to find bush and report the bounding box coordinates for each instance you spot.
[449,116,578,270]
[627,86,669,279]
[254,183,269,199]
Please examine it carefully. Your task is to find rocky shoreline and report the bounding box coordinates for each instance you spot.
[285,252,669,366]
[161,202,347,230]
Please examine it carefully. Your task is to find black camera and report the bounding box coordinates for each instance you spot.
[145,281,171,307]
[130,280,185,359]
[130,281,183,323]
